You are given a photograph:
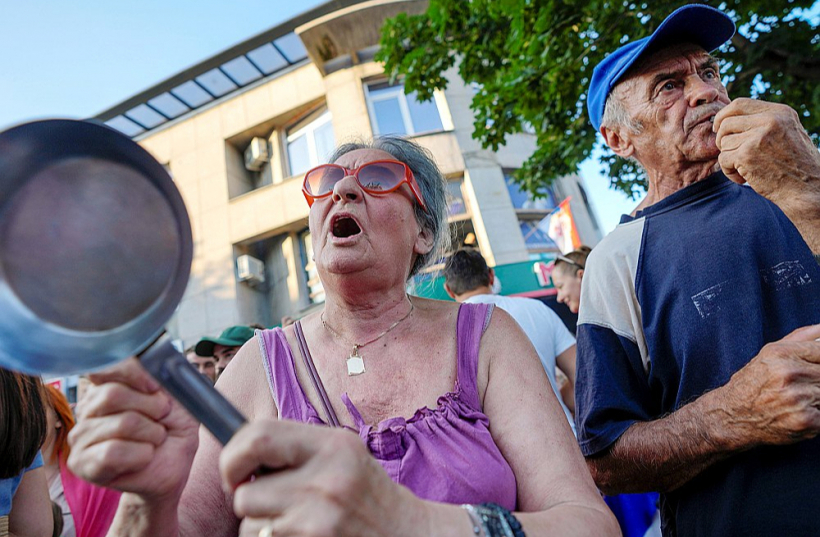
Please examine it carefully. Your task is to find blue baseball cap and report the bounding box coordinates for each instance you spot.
[587,4,735,132]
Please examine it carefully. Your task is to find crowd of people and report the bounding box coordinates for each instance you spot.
[3,4,820,537]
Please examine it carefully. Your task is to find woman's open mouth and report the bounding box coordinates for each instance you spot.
[331,215,362,238]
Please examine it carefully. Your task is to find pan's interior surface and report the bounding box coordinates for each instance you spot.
[0,121,246,443]
[0,156,180,331]
[0,119,192,376]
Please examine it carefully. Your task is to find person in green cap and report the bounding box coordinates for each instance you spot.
[194,325,255,380]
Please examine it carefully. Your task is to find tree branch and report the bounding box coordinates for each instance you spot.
[731,33,820,82]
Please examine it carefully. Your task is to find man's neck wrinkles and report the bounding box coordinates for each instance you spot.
[642,161,718,205]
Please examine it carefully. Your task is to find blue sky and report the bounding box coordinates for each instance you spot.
[0,0,639,234]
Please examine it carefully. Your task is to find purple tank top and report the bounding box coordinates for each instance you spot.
[258,303,517,509]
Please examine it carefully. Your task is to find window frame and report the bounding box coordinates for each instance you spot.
[299,229,325,304]
[445,177,471,222]
[285,108,334,177]
[363,81,445,137]
[518,218,560,253]
[503,169,560,253]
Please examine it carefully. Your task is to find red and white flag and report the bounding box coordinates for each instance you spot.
[539,197,581,254]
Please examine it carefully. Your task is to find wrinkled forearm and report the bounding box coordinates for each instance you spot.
[517,504,620,536]
[778,194,820,255]
[760,141,820,253]
[424,500,619,537]
[107,494,180,537]
[586,386,744,495]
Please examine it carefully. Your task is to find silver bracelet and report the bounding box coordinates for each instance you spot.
[462,504,487,536]
[461,503,524,537]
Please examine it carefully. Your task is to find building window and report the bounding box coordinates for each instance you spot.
[504,172,556,211]
[504,170,559,252]
[450,218,478,251]
[519,219,558,251]
[287,109,335,177]
[365,81,444,136]
[300,230,325,304]
[446,179,468,218]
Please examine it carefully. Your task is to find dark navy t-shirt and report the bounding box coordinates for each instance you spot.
[575,173,820,536]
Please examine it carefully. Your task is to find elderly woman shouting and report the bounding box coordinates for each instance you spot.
[68,137,617,537]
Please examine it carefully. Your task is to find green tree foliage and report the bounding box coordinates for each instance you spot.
[377,1,820,197]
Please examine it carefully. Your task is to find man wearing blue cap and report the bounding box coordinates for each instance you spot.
[575,4,820,536]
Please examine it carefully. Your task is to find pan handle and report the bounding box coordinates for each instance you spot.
[140,336,247,445]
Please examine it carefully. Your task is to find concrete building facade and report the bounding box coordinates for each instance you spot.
[95,0,601,347]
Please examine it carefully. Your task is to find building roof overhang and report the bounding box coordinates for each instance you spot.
[295,0,427,76]
[93,0,420,138]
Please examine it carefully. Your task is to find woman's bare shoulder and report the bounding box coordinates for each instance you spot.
[215,334,277,422]
[412,296,460,315]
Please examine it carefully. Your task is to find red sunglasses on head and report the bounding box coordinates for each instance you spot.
[302,160,428,212]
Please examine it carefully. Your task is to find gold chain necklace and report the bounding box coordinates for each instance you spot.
[321,299,414,376]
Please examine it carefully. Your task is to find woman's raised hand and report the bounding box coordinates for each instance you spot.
[68,357,200,503]
[221,419,426,537]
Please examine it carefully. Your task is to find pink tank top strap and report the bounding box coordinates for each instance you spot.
[258,327,322,424]
[294,321,342,427]
[455,302,494,410]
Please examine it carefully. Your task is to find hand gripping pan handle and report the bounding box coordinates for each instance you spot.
[140,335,247,445]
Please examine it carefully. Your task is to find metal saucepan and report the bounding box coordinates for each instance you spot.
[0,119,245,444]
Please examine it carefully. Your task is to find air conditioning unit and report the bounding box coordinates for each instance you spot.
[244,137,271,172]
[236,254,266,285]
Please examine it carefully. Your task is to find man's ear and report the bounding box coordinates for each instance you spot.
[601,125,635,160]
[488,268,495,286]
[443,283,457,300]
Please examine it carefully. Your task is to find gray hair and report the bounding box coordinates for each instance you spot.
[328,136,450,278]
[601,89,644,166]
[601,90,644,134]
